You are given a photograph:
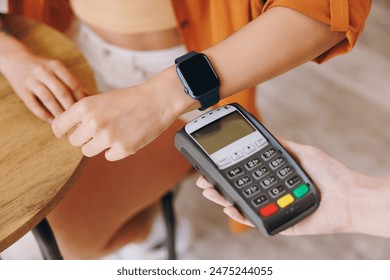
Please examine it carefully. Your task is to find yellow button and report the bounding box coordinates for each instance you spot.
[277,194,294,208]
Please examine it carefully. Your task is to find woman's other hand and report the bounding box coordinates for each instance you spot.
[1,48,87,123]
[196,139,369,236]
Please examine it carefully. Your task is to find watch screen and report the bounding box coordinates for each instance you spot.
[179,54,220,96]
[191,112,255,155]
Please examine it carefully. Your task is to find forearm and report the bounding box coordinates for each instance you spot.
[351,175,390,238]
[204,6,345,98]
[159,6,346,117]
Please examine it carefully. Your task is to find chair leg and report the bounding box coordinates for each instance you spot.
[161,190,177,260]
[30,195,176,260]
[32,218,63,260]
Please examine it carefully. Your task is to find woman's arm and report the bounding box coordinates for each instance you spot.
[51,7,346,160]
[204,6,345,98]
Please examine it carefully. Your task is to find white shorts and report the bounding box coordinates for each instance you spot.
[73,22,186,92]
[71,22,202,121]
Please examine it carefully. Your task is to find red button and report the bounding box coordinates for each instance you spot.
[260,203,278,217]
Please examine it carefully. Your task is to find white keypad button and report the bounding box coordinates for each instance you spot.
[217,157,231,167]
[255,138,267,148]
[243,144,257,155]
[230,150,244,161]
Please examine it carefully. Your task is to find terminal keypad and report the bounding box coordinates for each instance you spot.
[225,144,311,219]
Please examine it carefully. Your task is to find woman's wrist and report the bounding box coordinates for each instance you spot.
[348,174,390,237]
[346,173,369,234]
[147,65,199,121]
[0,33,31,73]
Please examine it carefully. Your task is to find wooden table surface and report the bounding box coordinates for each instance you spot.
[0,15,97,252]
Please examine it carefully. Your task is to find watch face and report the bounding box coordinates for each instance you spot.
[178,54,220,97]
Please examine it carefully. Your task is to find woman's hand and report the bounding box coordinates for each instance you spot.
[1,50,87,123]
[51,67,198,161]
[196,140,369,236]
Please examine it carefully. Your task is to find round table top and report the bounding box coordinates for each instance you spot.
[0,15,97,252]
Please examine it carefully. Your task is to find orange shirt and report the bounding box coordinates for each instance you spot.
[8,0,372,232]
[7,0,72,32]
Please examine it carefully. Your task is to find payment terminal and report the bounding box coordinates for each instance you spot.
[174,103,320,235]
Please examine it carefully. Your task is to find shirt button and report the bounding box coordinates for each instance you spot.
[180,20,189,29]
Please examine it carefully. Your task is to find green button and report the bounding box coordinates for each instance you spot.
[293,184,309,199]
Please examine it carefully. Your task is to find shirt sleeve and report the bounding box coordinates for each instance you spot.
[262,0,372,63]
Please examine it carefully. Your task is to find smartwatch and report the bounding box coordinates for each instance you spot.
[175,51,220,111]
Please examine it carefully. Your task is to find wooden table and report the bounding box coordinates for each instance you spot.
[0,15,97,253]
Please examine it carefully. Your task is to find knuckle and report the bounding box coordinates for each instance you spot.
[21,95,33,107]
[87,118,103,133]
[74,98,90,113]
[100,131,114,145]
[31,64,48,77]
[33,85,45,95]
[36,92,51,103]
[87,119,98,132]
[24,77,36,89]
[53,86,67,98]
[114,142,127,154]
[67,82,79,93]
[33,64,46,75]
[47,59,62,68]
[115,142,133,156]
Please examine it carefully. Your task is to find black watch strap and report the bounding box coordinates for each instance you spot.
[198,87,220,111]
[174,51,197,64]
